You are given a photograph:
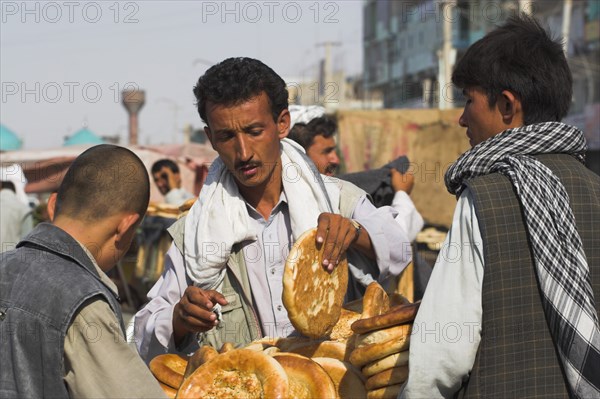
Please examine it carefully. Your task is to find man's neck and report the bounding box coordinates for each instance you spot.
[237,163,283,220]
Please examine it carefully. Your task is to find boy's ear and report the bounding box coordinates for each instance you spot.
[498,90,523,125]
[47,192,57,221]
[115,213,140,246]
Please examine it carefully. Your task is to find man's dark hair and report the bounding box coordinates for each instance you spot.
[288,116,338,150]
[452,15,572,125]
[54,145,150,221]
[193,57,289,126]
[0,181,16,192]
[151,159,179,175]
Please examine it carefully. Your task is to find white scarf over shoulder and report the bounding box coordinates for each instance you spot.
[183,138,339,290]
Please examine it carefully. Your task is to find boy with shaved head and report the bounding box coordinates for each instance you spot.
[0,145,166,398]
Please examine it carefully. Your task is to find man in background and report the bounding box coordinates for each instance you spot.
[289,115,424,242]
[151,159,194,205]
[0,165,33,252]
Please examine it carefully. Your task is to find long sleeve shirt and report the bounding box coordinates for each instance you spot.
[391,191,425,242]
[134,193,412,361]
[400,189,484,398]
[63,247,167,398]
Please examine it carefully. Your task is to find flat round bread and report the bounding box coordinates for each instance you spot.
[352,302,420,334]
[177,349,289,399]
[330,308,361,341]
[285,339,351,362]
[271,353,337,399]
[184,345,219,380]
[312,357,367,399]
[349,327,412,367]
[365,365,409,390]
[362,351,409,377]
[355,323,412,348]
[361,282,390,319]
[149,353,187,389]
[219,342,235,353]
[249,336,311,351]
[283,228,349,338]
[367,383,403,399]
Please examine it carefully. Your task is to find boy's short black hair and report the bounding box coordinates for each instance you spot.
[452,14,572,124]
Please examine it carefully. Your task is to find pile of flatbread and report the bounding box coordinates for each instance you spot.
[148,227,419,398]
[348,282,420,399]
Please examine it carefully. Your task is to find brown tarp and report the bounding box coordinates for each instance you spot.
[337,109,469,227]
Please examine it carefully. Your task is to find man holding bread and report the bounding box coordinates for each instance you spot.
[134,57,412,362]
[0,145,167,398]
[401,15,600,398]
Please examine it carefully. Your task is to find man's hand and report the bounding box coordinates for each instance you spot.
[316,213,370,272]
[172,286,228,345]
[390,168,415,195]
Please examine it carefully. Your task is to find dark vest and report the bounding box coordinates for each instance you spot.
[0,223,124,399]
[457,154,600,399]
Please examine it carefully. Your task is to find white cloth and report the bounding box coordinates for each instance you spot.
[183,138,335,290]
[164,188,194,206]
[400,189,484,398]
[0,189,33,252]
[288,105,325,127]
[0,164,29,205]
[391,191,424,242]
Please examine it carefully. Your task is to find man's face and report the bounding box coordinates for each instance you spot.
[152,167,175,195]
[307,135,340,176]
[204,92,289,192]
[459,86,507,147]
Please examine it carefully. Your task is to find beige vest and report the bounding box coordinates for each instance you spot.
[168,179,370,348]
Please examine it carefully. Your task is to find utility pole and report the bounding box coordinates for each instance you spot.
[562,0,573,55]
[438,0,456,109]
[519,0,533,15]
[316,41,342,110]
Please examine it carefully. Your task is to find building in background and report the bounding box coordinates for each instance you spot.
[362,0,599,172]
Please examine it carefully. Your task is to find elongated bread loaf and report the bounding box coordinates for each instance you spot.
[350,326,411,367]
[367,382,403,399]
[149,353,187,389]
[365,365,409,390]
[352,302,420,334]
[362,351,409,377]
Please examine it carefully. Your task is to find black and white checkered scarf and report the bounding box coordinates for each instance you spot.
[445,121,600,398]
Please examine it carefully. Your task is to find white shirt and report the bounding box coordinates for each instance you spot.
[400,188,484,398]
[164,187,194,206]
[392,191,424,242]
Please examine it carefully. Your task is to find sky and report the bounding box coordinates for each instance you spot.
[1,0,364,150]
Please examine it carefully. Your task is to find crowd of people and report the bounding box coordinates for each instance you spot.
[1,15,598,399]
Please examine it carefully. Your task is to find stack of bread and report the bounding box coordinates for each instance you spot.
[348,283,420,399]
[147,228,419,398]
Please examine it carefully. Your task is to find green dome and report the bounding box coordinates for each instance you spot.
[64,128,104,146]
[0,124,22,151]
